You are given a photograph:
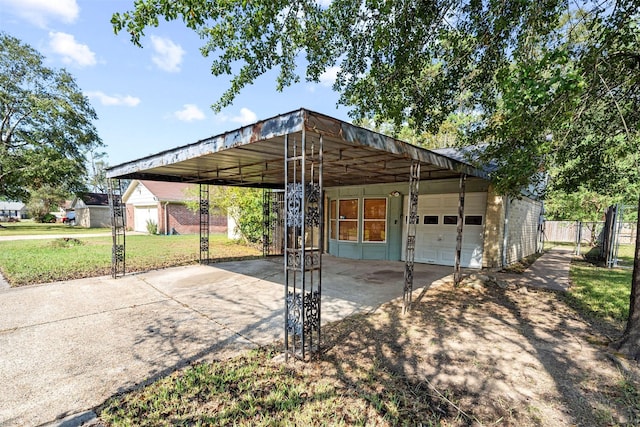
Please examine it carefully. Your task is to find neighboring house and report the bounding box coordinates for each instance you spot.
[72,193,111,228]
[122,180,227,234]
[0,201,28,220]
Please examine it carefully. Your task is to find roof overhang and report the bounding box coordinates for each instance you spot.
[106,109,488,188]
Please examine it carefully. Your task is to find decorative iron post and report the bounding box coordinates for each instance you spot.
[263,189,285,257]
[454,173,467,286]
[263,189,271,257]
[403,161,420,314]
[284,131,323,360]
[108,179,126,278]
[199,184,210,264]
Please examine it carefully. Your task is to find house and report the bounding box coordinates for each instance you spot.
[72,193,111,228]
[0,201,27,221]
[122,180,227,234]
[106,108,545,358]
[108,109,542,269]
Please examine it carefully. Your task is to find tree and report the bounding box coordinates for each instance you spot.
[112,1,640,358]
[0,33,102,201]
[25,185,69,222]
[87,150,109,193]
[185,186,263,244]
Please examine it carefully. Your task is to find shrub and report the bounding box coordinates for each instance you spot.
[146,219,158,235]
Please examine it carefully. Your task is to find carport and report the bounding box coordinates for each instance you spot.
[106,108,487,360]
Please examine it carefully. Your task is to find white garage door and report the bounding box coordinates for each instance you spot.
[402,193,487,268]
[134,206,158,233]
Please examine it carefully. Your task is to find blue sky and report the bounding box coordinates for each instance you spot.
[0,0,349,166]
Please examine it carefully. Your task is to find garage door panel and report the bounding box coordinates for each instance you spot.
[134,206,158,233]
[402,192,487,268]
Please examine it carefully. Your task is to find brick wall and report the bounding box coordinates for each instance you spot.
[161,203,227,235]
[125,204,135,231]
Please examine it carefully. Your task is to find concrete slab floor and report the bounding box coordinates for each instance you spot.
[0,255,452,426]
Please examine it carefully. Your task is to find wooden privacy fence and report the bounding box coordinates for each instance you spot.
[543,221,637,245]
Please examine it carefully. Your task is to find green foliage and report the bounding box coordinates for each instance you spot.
[544,188,617,222]
[0,33,102,200]
[112,1,639,197]
[145,219,158,235]
[25,185,69,221]
[38,213,57,224]
[186,186,263,244]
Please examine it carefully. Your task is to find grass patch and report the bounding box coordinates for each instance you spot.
[564,244,635,326]
[0,220,111,235]
[0,234,260,286]
[97,345,449,426]
[98,347,357,426]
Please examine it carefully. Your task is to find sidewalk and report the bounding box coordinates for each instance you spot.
[522,247,574,291]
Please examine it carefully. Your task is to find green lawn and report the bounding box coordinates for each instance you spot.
[566,244,635,324]
[0,220,111,235]
[0,234,260,286]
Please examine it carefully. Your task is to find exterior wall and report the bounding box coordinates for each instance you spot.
[160,203,227,235]
[76,207,111,228]
[482,185,506,268]
[504,196,543,264]
[325,178,490,262]
[125,183,157,205]
[125,204,135,231]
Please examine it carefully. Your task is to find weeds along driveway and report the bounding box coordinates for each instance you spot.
[0,256,451,426]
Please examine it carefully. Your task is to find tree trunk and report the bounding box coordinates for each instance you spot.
[612,193,640,360]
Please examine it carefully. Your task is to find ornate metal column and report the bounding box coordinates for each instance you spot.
[403,161,420,314]
[454,173,467,286]
[108,179,126,278]
[284,131,323,360]
[262,189,285,256]
[199,184,210,264]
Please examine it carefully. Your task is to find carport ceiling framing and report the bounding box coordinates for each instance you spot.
[106,108,487,186]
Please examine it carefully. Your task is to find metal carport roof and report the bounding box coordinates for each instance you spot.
[106,109,487,185]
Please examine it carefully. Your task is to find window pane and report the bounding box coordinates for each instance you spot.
[364,220,386,242]
[443,215,458,225]
[330,220,337,240]
[364,198,386,219]
[424,215,438,225]
[465,215,483,225]
[330,200,336,219]
[339,220,358,241]
[339,199,358,219]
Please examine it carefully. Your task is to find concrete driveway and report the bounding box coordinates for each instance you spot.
[0,256,451,426]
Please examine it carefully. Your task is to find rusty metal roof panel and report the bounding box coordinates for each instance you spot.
[107,108,488,186]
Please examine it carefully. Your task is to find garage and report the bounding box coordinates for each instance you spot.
[133,206,158,233]
[402,193,487,268]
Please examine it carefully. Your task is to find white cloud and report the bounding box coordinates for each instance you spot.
[0,0,79,27]
[150,35,185,73]
[230,108,257,126]
[86,91,140,107]
[319,66,340,87]
[48,32,96,67]
[174,104,206,122]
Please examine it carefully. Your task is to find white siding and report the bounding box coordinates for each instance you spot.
[125,183,157,205]
[505,197,543,264]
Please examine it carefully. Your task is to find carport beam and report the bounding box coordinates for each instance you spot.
[454,173,467,286]
[108,179,126,278]
[199,184,210,264]
[403,161,420,314]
